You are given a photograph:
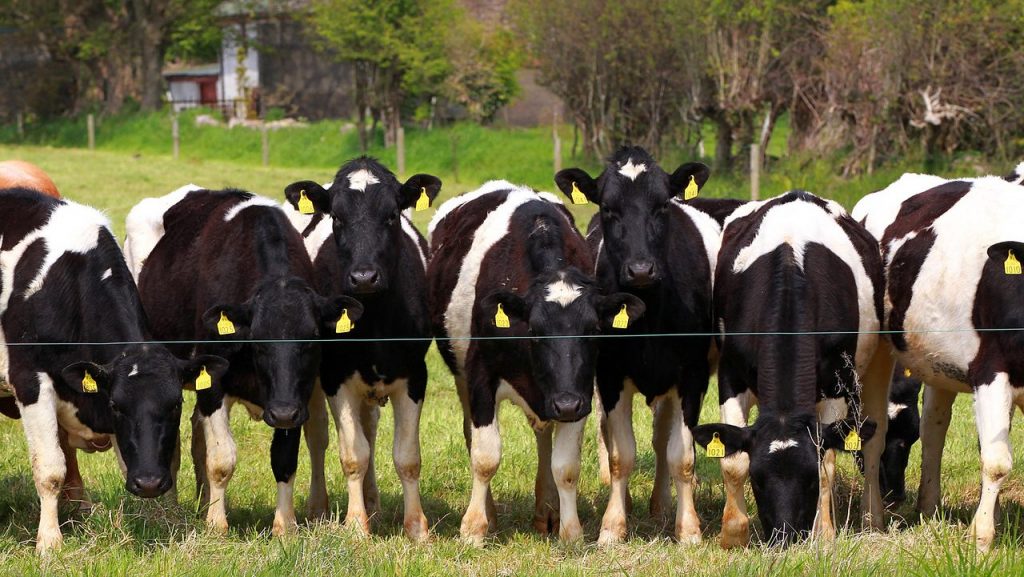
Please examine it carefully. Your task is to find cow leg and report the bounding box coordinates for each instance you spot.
[18,376,66,555]
[813,448,838,541]
[303,381,329,520]
[191,404,209,505]
[327,385,372,535]
[917,386,956,517]
[596,385,610,486]
[666,398,701,544]
[361,402,381,520]
[533,424,559,535]
[970,372,1013,552]
[461,418,502,546]
[650,396,673,518]
[391,386,428,542]
[271,427,302,536]
[552,418,585,542]
[859,343,892,531]
[598,388,635,546]
[456,374,496,530]
[200,403,236,534]
[58,428,91,513]
[719,390,754,549]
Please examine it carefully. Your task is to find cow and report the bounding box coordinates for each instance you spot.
[126,187,361,535]
[852,174,1024,550]
[0,189,225,554]
[880,363,922,506]
[692,190,885,546]
[554,147,720,545]
[684,197,750,226]
[427,182,644,544]
[0,160,61,198]
[282,157,440,541]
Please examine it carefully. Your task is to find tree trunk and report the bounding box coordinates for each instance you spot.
[714,115,733,173]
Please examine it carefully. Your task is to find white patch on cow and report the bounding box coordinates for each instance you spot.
[536,191,565,205]
[223,195,279,222]
[100,268,112,281]
[17,372,64,551]
[282,200,333,262]
[129,364,139,377]
[721,390,756,427]
[678,203,722,283]
[723,199,765,231]
[428,179,517,243]
[56,397,106,443]
[444,188,539,368]
[497,380,544,429]
[884,231,919,267]
[545,276,582,307]
[768,439,799,453]
[1008,162,1024,185]
[400,215,428,270]
[618,158,646,181]
[551,418,586,540]
[124,184,203,280]
[888,402,907,420]
[347,169,379,192]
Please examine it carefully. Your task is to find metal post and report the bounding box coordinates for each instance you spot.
[750,143,761,201]
[172,114,180,160]
[87,114,95,150]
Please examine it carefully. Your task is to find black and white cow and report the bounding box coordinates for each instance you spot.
[554,147,720,544]
[852,174,1024,550]
[692,190,885,546]
[282,157,439,541]
[126,188,361,535]
[880,362,922,506]
[0,189,225,554]
[684,197,751,227]
[427,182,644,544]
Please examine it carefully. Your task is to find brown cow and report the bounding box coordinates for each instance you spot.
[0,160,61,198]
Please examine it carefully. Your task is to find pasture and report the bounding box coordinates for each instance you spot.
[2,145,1024,576]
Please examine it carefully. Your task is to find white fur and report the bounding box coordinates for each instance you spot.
[223,195,279,222]
[401,216,428,269]
[124,184,202,280]
[888,402,907,420]
[347,169,379,192]
[817,397,849,424]
[282,201,333,262]
[852,173,948,239]
[678,203,723,283]
[100,268,112,281]
[545,276,582,307]
[129,364,139,377]
[723,199,765,230]
[768,439,799,453]
[428,179,517,242]
[18,202,112,299]
[551,418,586,540]
[18,372,64,552]
[1008,162,1024,185]
[618,159,646,181]
[536,191,565,205]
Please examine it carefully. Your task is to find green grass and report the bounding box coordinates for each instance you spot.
[2,145,1024,575]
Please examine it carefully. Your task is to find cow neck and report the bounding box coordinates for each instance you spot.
[78,231,150,352]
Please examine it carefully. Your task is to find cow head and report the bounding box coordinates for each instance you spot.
[879,365,921,506]
[202,277,363,429]
[480,269,645,422]
[62,346,228,498]
[284,157,441,295]
[555,147,710,289]
[694,414,877,544]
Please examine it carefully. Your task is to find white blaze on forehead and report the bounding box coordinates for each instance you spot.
[347,169,380,191]
[129,364,139,377]
[768,439,799,454]
[888,403,907,419]
[545,277,583,307]
[101,268,112,281]
[618,158,647,181]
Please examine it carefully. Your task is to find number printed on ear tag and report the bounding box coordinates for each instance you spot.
[1006,249,1022,275]
[336,309,354,334]
[82,371,98,394]
[415,187,430,212]
[844,429,862,451]
[570,182,588,205]
[195,366,212,391]
[217,312,236,336]
[298,190,315,215]
[684,175,699,200]
[494,304,510,328]
[612,304,630,329]
[707,433,725,458]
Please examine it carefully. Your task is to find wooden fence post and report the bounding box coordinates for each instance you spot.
[87,114,95,150]
[396,124,406,177]
[172,114,180,160]
[16,112,24,139]
[750,143,761,201]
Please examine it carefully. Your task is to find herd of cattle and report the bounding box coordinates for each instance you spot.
[1,152,1023,555]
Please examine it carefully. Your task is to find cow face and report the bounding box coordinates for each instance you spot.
[694,415,877,544]
[62,347,228,498]
[880,366,922,505]
[481,270,645,422]
[284,158,441,295]
[203,278,363,428]
[556,147,709,289]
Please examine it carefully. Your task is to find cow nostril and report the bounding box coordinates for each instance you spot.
[626,261,656,280]
[130,475,166,498]
[266,405,303,428]
[552,394,585,420]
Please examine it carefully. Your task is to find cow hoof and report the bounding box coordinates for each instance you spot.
[344,514,371,537]
[460,511,490,546]
[273,513,297,536]
[206,518,229,536]
[404,514,429,543]
[676,524,701,545]
[307,496,329,521]
[719,528,749,549]
[559,520,583,542]
[35,530,63,556]
[532,509,559,536]
[597,522,626,546]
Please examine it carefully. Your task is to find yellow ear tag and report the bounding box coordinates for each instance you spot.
[415,187,430,212]
[494,304,510,328]
[683,175,699,200]
[844,429,862,451]
[904,368,912,378]
[707,432,725,458]
[298,190,315,215]
[612,304,630,329]
[335,309,354,334]
[217,312,236,336]
[195,366,212,391]
[1005,250,1022,275]
[570,182,588,205]
[82,371,98,394]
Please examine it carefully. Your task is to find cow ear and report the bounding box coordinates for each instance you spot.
[61,362,111,394]
[179,355,230,388]
[669,162,711,200]
[596,293,645,330]
[554,168,599,205]
[398,174,442,211]
[284,181,331,215]
[480,290,528,329]
[986,241,1024,266]
[693,423,750,457]
[318,295,365,332]
[201,304,252,338]
[821,417,878,452]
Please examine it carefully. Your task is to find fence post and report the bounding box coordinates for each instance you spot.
[16,112,24,139]
[261,122,269,167]
[87,114,95,150]
[553,111,562,174]
[750,143,761,201]
[172,114,180,160]
[396,124,406,177]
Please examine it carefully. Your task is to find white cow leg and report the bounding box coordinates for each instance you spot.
[328,385,372,534]
[599,390,635,545]
[666,400,701,544]
[970,373,1013,552]
[533,424,559,535]
[650,397,674,519]
[200,403,236,534]
[719,392,753,548]
[552,418,586,542]
[461,419,502,546]
[859,345,892,531]
[918,386,956,517]
[391,387,428,541]
[303,381,330,520]
[360,401,381,520]
[456,375,496,529]
[813,448,837,541]
[18,376,66,555]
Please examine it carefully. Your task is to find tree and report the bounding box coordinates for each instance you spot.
[443,19,521,124]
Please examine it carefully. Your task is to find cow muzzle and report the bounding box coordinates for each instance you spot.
[348,267,385,294]
[623,260,659,288]
[548,392,589,422]
[263,403,308,429]
[126,472,173,498]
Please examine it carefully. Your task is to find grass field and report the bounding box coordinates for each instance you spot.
[2,145,1024,575]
